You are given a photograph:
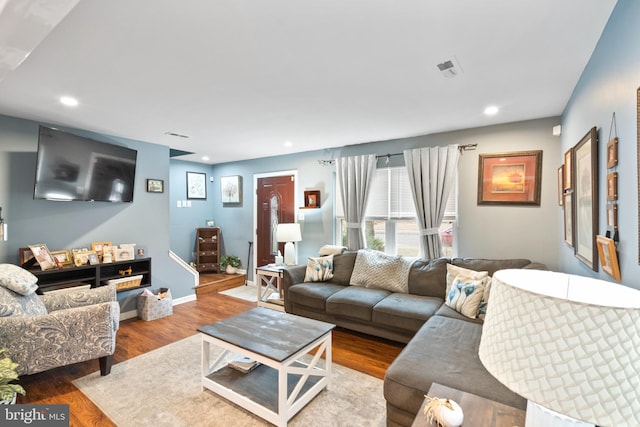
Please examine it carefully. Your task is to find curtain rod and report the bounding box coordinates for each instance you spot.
[318,144,477,166]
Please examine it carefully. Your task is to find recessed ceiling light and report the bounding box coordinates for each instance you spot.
[484,106,499,116]
[284,141,292,147]
[60,96,78,107]
[202,156,210,161]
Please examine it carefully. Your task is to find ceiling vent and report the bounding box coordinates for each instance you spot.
[437,57,463,78]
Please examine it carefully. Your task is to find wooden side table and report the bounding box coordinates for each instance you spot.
[255,265,286,312]
[412,383,525,427]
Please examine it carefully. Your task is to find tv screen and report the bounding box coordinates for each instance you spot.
[34,126,137,202]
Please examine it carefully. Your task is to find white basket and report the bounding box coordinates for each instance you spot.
[107,274,143,290]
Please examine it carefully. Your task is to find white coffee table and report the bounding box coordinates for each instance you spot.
[198,307,335,426]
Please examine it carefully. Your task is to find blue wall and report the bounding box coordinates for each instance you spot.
[559,0,640,288]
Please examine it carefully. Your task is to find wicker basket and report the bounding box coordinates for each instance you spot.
[107,274,143,291]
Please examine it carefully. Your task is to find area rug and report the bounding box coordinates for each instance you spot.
[219,284,274,302]
[73,335,385,427]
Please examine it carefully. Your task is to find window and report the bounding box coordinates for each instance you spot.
[336,166,457,257]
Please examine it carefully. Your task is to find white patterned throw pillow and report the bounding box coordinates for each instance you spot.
[0,263,39,295]
[446,264,489,296]
[349,250,415,293]
[445,277,485,319]
[304,255,334,282]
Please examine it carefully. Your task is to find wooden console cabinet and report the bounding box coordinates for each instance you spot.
[31,257,152,294]
[195,227,221,272]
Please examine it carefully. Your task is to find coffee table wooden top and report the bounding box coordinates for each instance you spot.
[197,307,335,362]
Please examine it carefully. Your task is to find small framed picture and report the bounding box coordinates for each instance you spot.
[18,248,34,267]
[88,252,100,265]
[206,220,215,227]
[51,250,73,267]
[187,171,207,199]
[606,172,618,201]
[146,179,164,193]
[91,241,112,257]
[607,204,618,231]
[563,148,573,190]
[102,245,115,263]
[115,247,135,261]
[73,251,91,267]
[28,244,56,270]
[220,175,241,203]
[563,192,574,247]
[596,235,621,281]
[557,165,564,206]
[135,246,147,259]
[304,190,321,208]
[606,137,618,168]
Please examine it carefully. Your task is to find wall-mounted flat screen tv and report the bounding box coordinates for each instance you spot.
[34,126,137,202]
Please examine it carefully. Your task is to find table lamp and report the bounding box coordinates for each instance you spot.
[276,223,301,265]
[479,269,640,426]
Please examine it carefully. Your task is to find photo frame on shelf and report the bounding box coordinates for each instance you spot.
[607,137,618,168]
[88,252,100,265]
[28,244,56,270]
[597,235,621,281]
[607,172,618,201]
[91,241,112,257]
[115,247,135,261]
[146,179,164,193]
[557,165,564,206]
[51,250,73,267]
[102,245,115,263]
[477,150,543,205]
[73,250,91,267]
[304,190,321,208]
[563,148,573,190]
[18,247,34,267]
[220,175,241,203]
[573,127,599,271]
[186,171,207,200]
[563,192,574,247]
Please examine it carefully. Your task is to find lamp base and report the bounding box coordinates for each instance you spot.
[525,401,594,427]
[283,242,296,265]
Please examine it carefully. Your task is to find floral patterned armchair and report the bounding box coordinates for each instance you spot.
[0,264,119,376]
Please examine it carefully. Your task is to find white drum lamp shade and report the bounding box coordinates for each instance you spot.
[479,269,640,426]
[276,223,301,265]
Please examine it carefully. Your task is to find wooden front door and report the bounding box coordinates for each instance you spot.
[256,175,295,267]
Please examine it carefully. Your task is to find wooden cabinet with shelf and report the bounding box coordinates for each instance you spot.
[31,258,152,294]
[195,227,221,273]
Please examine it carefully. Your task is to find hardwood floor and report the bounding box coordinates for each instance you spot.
[18,286,404,426]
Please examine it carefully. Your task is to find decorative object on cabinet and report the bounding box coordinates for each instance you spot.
[195,227,220,272]
[607,172,618,201]
[563,192,574,247]
[573,127,598,271]
[146,179,164,193]
[220,175,241,203]
[186,171,207,199]
[477,150,542,205]
[597,235,621,281]
[28,244,56,270]
[557,165,564,206]
[303,190,321,208]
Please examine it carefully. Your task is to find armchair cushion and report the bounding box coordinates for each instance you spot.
[0,264,38,295]
[0,286,47,317]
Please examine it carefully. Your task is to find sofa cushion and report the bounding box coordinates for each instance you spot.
[286,283,345,311]
[451,258,533,276]
[0,263,39,295]
[326,286,390,321]
[445,277,485,318]
[0,286,47,317]
[383,315,526,420]
[407,258,449,297]
[434,303,483,324]
[304,255,334,282]
[330,252,358,286]
[373,293,442,333]
[350,250,415,293]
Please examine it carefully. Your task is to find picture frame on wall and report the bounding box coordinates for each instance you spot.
[563,192,574,247]
[220,175,241,203]
[607,204,618,231]
[607,137,618,168]
[607,172,618,201]
[187,172,207,199]
[146,179,164,193]
[573,127,599,271]
[477,150,543,205]
[596,235,621,281]
[557,165,564,206]
[563,147,573,190]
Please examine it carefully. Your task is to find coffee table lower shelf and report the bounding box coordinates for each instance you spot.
[201,332,332,426]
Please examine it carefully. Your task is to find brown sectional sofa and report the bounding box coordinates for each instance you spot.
[281,251,544,427]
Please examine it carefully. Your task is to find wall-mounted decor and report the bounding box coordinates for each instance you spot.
[220,175,241,203]
[563,148,573,190]
[477,150,542,205]
[146,179,164,193]
[607,204,618,231]
[607,137,618,168]
[596,235,621,281]
[573,127,598,271]
[563,192,574,247]
[557,165,564,206]
[187,172,207,200]
[303,190,321,208]
[606,172,618,201]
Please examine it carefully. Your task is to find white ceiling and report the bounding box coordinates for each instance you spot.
[0,0,617,164]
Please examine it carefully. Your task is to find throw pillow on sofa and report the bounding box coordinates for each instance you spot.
[349,250,414,293]
[477,277,492,319]
[446,264,488,295]
[304,255,334,282]
[445,277,485,318]
[0,263,39,295]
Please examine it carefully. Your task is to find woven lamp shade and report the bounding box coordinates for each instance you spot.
[479,269,640,426]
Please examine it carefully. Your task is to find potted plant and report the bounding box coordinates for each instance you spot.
[220,255,242,274]
[0,349,25,404]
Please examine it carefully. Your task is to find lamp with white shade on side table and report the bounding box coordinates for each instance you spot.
[276,223,301,266]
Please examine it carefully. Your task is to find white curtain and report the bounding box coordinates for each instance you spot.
[404,145,459,259]
[337,154,377,250]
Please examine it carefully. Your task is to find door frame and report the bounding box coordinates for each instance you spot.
[252,169,298,278]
